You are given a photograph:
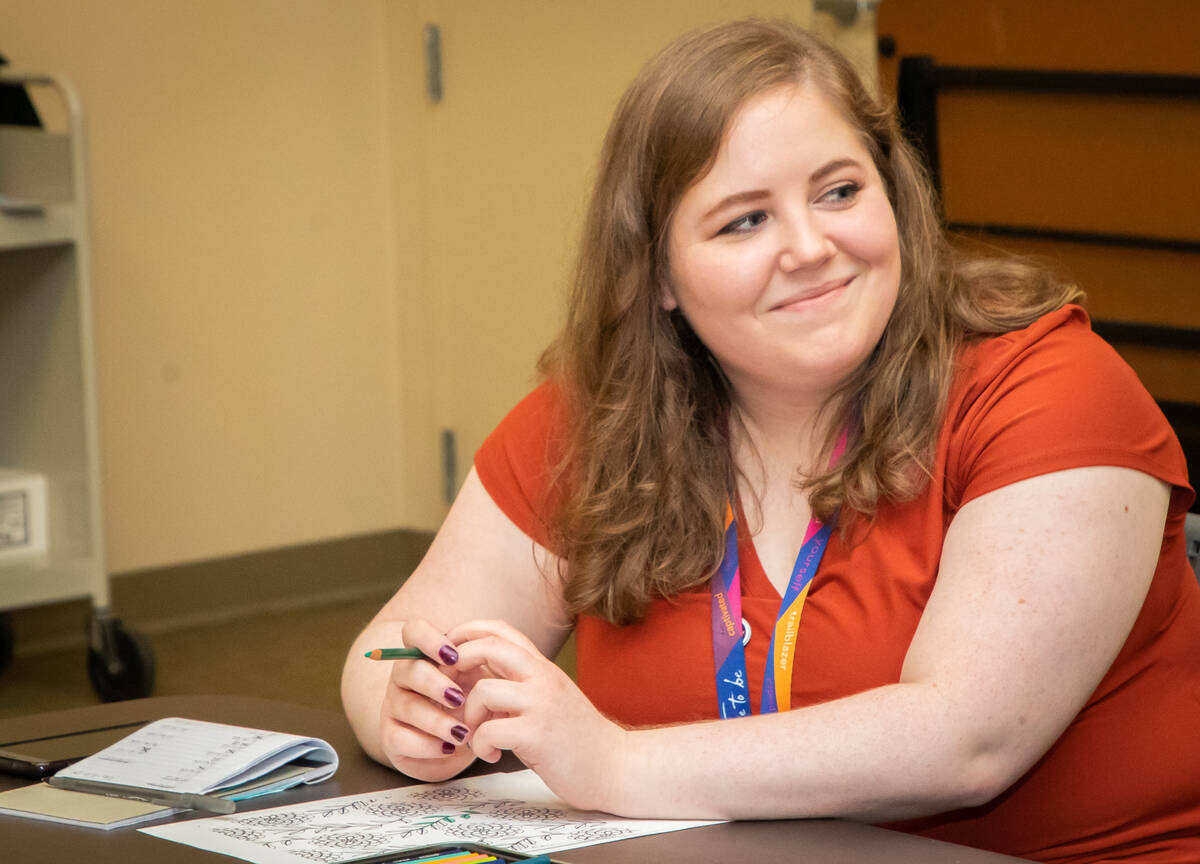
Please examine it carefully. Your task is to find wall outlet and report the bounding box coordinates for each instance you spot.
[0,470,48,561]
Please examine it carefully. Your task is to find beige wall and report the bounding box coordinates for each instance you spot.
[4,1,878,576]
[3,1,404,572]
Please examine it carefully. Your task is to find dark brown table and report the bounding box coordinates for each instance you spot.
[0,695,1028,863]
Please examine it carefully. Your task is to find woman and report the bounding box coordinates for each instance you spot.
[342,19,1199,863]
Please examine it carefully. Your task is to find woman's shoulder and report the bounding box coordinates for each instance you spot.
[959,303,1092,372]
[498,378,568,425]
[473,378,571,548]
[479,379,572,459]
[945,303,1193,511]
[953,303,1137,406]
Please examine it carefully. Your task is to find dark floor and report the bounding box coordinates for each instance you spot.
[0,594,391,720]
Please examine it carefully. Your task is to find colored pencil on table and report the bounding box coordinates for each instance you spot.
[364,647,425,660]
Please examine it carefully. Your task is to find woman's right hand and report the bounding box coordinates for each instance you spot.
[342,468,573,782]
[375,618,484,781]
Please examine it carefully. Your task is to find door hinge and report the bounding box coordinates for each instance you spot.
[440,427,457,504]
[423,23,443,103]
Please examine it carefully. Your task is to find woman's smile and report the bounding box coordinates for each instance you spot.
[767,274,856,313]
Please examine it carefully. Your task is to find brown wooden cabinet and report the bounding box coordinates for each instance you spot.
[878,1,1200,497]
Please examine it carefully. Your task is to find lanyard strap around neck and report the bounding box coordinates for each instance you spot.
[760,518,834,713]
[711,506,751,718]
[710,431,845,718]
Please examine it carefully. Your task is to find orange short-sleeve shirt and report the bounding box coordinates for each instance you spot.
[474,306,1200,863]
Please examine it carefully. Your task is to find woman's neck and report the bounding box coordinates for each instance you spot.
[730,385,838,481]
[730,389,840,590]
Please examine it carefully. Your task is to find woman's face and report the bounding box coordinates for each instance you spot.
[665,82,901,408]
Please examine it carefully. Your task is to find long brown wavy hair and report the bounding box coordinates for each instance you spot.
[540,18,1082,625]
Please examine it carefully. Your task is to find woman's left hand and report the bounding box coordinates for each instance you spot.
[446,619,629,813]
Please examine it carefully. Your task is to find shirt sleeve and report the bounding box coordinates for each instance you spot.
[946,305,1194,515]
[473,379,570,551]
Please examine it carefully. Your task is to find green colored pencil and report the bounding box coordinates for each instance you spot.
[364,647,425,661]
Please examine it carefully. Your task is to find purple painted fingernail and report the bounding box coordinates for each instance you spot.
[444,687,465,708]
[442,741,455,755]
[439,645,459,665]
[450,725,468,742]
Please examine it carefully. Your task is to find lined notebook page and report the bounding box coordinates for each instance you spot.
[54,717,337,794]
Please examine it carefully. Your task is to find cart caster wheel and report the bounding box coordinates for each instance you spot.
[0,612,13,676]
[87,618,155,702]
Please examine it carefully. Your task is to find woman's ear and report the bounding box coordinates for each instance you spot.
[660,286,679,311]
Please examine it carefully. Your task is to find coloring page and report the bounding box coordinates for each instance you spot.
[141,769,720,864]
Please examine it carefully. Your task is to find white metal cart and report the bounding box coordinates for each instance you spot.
[0,68,153,700]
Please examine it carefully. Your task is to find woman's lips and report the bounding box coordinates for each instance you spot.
[770,275,854,311]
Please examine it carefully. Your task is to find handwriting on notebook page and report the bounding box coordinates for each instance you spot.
[53,718,336,795]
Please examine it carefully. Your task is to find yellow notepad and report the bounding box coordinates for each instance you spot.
[0,782,172,830]
[0,761,320,830]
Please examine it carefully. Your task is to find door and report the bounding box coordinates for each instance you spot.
[397,1,824,526]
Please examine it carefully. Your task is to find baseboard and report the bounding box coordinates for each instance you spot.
[7,528,433,657]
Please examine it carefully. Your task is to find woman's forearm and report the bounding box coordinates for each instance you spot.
[450,620,1028,822]
[608,680,1012,822]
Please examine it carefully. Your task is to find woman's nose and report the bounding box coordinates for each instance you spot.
[778,212,835,271]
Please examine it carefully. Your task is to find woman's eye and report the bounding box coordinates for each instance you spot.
[820,182,861,206]
[718,210,768,235]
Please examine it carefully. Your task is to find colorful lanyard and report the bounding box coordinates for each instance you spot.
[710,435,845,718]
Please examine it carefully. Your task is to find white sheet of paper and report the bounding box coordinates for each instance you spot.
[140,769,721,864]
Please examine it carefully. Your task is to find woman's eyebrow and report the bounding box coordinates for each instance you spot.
[811,157,862,184]
[701,189,769,222]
